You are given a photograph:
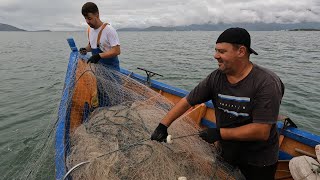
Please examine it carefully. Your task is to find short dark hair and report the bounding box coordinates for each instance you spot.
[82,2,99,16]
[231,43,251,57]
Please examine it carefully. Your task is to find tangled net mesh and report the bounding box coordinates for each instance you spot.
[62,57,244,180]
[64,59,213,179]
[8,54,244,180]
[68,103,213,179]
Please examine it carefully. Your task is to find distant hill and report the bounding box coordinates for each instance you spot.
[118,22,320,31]
[289,29,320,31]
[0,23,26,31]
[30,30,51,32]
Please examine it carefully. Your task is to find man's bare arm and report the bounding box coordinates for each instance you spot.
[160,97,192,127]
[221,123,272,141]
[99,45,120,59]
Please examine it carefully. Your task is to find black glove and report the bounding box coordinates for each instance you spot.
[151,123,168,142]
[199,128,222,143]
[87,54,101,64]
[79,48,87,55]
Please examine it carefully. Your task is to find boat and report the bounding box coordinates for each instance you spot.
[55,38,320,180]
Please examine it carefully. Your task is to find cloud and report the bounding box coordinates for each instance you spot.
[0,0,319,31]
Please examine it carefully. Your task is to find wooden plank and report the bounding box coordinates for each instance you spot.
[155,90,182,104]
[70,59,97,132]
[275,161,292,180]
[185,103,206,125]
[204,108,216,123]
[280,137,316,157]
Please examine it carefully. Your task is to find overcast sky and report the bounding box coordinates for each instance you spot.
[0,0,319,31]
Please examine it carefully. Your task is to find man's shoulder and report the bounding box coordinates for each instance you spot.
[103,24,117,33]
[253,64,281,83]
[206,69,222,81]
[209,69,222,77]
[199,69,224,88]
[252,64,284,95]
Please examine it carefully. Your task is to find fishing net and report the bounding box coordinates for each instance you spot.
[1,104,57,179]
[60,57,245,180]
[3,54,244,180]
[63,59,215,179]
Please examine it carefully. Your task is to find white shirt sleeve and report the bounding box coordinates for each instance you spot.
[106,26,120,47]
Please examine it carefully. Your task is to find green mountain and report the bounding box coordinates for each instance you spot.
[0,23,26,31]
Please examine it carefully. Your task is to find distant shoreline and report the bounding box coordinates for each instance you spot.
[288,29,320,31]
[117,24,320,32]
[1,22,320,32]
[29,30,52,32]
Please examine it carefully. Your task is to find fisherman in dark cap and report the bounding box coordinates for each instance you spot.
[151,27,284,180]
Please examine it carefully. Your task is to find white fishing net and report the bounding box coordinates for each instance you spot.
[67,104,214,179]
[62,58,244,180]
[4,55,244,180]
[1,107,57,180]
[63,59,216,179]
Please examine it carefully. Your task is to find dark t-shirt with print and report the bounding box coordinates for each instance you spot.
[186,64,284,166]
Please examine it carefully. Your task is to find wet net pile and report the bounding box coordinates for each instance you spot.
[60,57,244,180]
[6,54,244,179]
[67,104,214,179]
[63,59,215,179]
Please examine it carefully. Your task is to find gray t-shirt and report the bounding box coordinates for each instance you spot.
[186,64,284,166]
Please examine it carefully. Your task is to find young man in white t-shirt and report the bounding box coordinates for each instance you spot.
[80,2,121,70]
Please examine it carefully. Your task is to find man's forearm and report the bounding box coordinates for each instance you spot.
[99,46,120,59]
[220,123,272,141]
[85,44,92,52]
[161,97,192,127]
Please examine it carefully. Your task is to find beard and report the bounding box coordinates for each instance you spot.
[217,59,232,74]
[217,59,226,71]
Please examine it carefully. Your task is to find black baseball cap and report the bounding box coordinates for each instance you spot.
[216,27,258,55]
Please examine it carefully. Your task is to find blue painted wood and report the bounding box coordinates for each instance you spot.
[55,38,78,179]
[67,38,78,52]
[279,151,293,160]
[200,118,216,128]
[277,121,320,147]
[120,68,188,97]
